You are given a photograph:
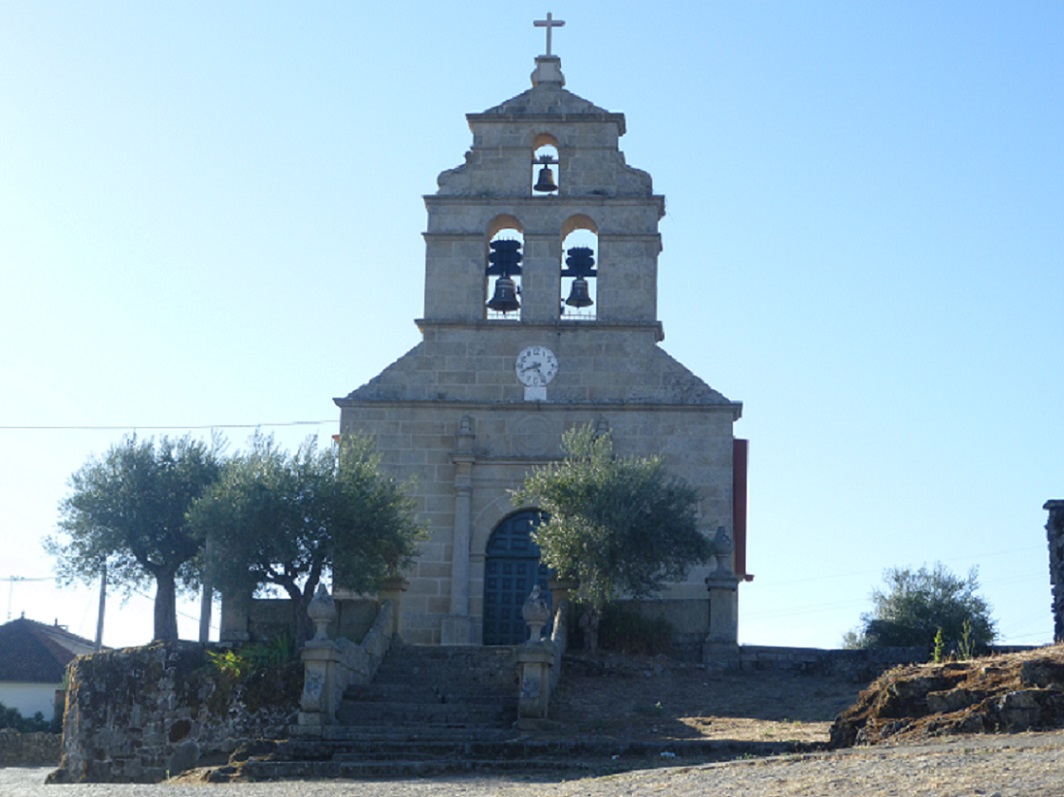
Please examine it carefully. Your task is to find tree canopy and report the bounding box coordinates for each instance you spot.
[844,562,997,653]
[512,425,711,651]
[188,433,424,642]
[47,434,224,642]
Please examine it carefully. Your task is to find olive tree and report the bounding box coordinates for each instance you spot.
[513,425,712,652]
[188,434,423,643]
[843,562,997,653]
[46,434,224,642]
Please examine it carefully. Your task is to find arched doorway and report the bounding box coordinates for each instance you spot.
[482,510,551,645]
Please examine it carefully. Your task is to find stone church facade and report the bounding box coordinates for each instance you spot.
[335,48,747,653]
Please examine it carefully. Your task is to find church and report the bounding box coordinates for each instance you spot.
[335,18,748,655]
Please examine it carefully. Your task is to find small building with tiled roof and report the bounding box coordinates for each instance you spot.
[0,616,98,720]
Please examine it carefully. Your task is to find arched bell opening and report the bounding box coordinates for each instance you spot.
[485,217,524,320]
[560,217,598,321]
[482,509,552,645]
[532,135,560,197]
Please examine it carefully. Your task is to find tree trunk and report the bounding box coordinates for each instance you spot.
[280,577,317,646]
[580,606,601,655]
[153,570,179,642]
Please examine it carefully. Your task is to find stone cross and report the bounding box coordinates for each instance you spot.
[534,12,565,56]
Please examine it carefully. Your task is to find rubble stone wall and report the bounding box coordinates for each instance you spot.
[0,729,60,767]
[48,642,297,784]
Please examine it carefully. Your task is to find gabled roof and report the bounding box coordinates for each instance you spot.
[0,617,99,683]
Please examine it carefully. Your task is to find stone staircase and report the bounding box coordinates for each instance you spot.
[205,644,794,782]
[228,642,549,781]
[336,642,520,730]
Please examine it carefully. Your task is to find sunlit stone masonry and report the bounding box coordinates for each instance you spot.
[331,22,749,657]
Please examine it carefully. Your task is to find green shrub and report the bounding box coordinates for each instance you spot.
[569,602,675,655]
[207,634,296,683]
[0,701,54,733]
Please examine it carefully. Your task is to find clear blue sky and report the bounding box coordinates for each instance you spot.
[2,2,1061,649]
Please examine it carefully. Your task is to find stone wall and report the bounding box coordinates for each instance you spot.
[737,645,929,682]
[48,642,299,784]
[735,644,1040,683]
[0,729,60,767]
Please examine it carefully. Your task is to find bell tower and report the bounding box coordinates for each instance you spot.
[422,46,662,335]
[337,18,745,651]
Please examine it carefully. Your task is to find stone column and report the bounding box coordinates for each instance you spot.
[703,526,741,665]
[1045,500,1064,642]
[442,416,477,645]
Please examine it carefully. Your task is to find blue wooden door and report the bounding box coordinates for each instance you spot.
[482,510,551,645]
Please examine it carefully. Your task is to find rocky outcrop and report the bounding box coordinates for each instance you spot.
[830,645,1064,747]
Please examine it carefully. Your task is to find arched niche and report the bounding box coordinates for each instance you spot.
[485,216,525,321]
[560,215,599,321]
[532,134,560,197]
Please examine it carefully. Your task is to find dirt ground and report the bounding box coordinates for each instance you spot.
[547,653,860,745]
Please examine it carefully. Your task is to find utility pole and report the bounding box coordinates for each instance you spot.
[198,535,214,644]
[95,564,107,650]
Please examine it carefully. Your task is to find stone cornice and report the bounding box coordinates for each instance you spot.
[334,395,743,420]
[420,231,662,243]
[465,112,627,134]
[413,318,665,340]
[424,194,664,210]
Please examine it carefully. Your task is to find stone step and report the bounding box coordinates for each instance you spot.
[291,724,519,744]
[236,756,599,781]
[335,702,515,726]
[217,737,808,782]
[335,642,519,733]
[342,685,515,703]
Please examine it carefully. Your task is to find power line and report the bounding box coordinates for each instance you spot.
[0,420,334,431]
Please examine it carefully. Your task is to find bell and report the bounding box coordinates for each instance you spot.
[487,276,520,313]
[564,276,593,308]
[533,165,558,193]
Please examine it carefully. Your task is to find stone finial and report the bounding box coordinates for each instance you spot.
[522,585,551,643]
[307,583,337,641]
[711,526,734,575]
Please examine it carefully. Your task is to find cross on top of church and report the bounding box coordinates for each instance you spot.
[533,12,565,56]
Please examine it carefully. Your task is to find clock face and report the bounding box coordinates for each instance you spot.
[515,346,558,387]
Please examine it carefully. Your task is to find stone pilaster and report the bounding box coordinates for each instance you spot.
[442,416,477,644]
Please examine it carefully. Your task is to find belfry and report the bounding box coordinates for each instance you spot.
[335,17,747,655]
